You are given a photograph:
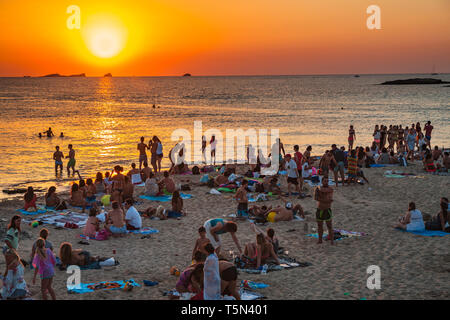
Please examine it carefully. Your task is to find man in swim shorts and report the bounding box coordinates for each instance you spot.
[137,137,148,170]
[424,121,433,150]
[66,144,76,177]
[53,146,64,176]
[314,177,334,245]
[235,180,249,217]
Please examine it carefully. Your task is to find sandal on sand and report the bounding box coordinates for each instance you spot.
[78,240,90,245]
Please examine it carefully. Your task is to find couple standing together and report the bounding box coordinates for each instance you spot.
[137,136,163,172]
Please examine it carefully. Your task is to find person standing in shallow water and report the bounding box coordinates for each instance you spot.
[137,136,148,170]
[53,146,64,176]
[66,144,76,177]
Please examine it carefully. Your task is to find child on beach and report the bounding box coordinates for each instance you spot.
[160,171,176,193]
[32,238,56,300]
[235,179,249,217]
[84,207,100,238]
[30,228,53,262]
[23,186,37,212]
[192,226,211,260]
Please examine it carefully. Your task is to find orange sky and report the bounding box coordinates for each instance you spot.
[0,0,449,76]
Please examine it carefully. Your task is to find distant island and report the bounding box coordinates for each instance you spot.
[104,73,112,77]
[41,73,86,77]
[183,73,191,77]
[380,78,449,85]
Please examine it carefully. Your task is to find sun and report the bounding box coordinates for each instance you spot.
[82,14,127,59]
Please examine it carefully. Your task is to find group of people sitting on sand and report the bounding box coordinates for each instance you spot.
[394,198,450,233]
[2,215,117,300]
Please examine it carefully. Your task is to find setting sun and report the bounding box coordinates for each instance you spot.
[82,14,127,59]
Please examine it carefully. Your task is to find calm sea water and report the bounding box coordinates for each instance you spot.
[0,74,449,199]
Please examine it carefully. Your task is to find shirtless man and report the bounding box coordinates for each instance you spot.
[160,171,176,193]
[214,171,230,187]
[432,146,442,162]
[66,144,76,177]
[141,161,152,181]
[126,163,141,177]
[443,152,450,171]
[264,200,304,223]
[44,127,54,137]
[53,146,64,176]
[192,226,211,259]
[122,176,134,201]
[105,201,126,236]
[149,136,159,173]
[314,177,334,245]
[235,180,249,217]
[318,151,336,180]
[137,137,148,170]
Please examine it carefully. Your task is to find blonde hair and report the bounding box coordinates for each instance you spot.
[35,238,47,260]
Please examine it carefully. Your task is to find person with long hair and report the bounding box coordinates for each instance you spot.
[69,183,86,212]
[1,249,29,300]
[45,186,67,210]
[243,233,280,269]
[425,198,449,232]
[94,172,105,194]
[3,215,21,255]
[394,202,425,231]
[58,242,110,269]
[32,238,56,300]
[24,186,37,212]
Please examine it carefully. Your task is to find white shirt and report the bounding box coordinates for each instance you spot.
[125,206,142,229]
[285,159,298,178]
[302,163,310,178]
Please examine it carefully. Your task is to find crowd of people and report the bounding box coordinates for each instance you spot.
[3,121,449,300]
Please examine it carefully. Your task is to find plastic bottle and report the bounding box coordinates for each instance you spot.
[261,264,268,275]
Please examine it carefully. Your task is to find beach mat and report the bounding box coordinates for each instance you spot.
[236,255,311,274]
[139,193,193,202]
[24,212,88,228]
[68,279,140,294]
[305,178,336,187]
[80,228,159,240]
[399,229,449,237]
[370,164,399,168]
[16,208,47,215]
[306,229,367,241]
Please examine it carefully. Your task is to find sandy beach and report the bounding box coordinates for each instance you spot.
[1,162,449,300]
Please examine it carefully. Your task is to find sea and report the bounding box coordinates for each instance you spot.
[0,74,449,199]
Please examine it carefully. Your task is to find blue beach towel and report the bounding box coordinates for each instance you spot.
[370,164,398,168]
[139,193,193,202]
[16,208,47,215]
[67,279,140,294]
[399,229,449,237]
[127,227,159,235]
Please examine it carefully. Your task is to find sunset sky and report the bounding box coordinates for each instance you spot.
[0,0,449,76]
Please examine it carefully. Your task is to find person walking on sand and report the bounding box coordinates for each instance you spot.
[53,146,64,176]
[137,136,148,170]
[314,177,334,245]
[66,144,76,177]
[424,121,433,150]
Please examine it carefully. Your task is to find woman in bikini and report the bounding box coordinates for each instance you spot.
[59,242,110,269]
[219,260,240,300]
[242,233,280,269]
[348,125,356,151]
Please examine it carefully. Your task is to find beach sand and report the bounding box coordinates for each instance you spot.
[0,164,449,300]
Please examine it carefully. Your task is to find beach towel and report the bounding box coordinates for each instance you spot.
[217,187,236,193]
[139,193,193,202]
[398,229,449,237]
[24,212,88,228]
[304,176,336,187]
[126,227,160,235]
[306,229,367,241]
[241,280,269,289]
[370,164,399,168]
[131,174,143,184]
[236,255,311,274]
[16,208,47,215]
[68,204,93,210]
[67,279,140,294]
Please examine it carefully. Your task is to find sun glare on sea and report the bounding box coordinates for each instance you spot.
[82,14,127,59]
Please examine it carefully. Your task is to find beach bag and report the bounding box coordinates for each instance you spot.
[200,174,209,183]
[192,166,200,175]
